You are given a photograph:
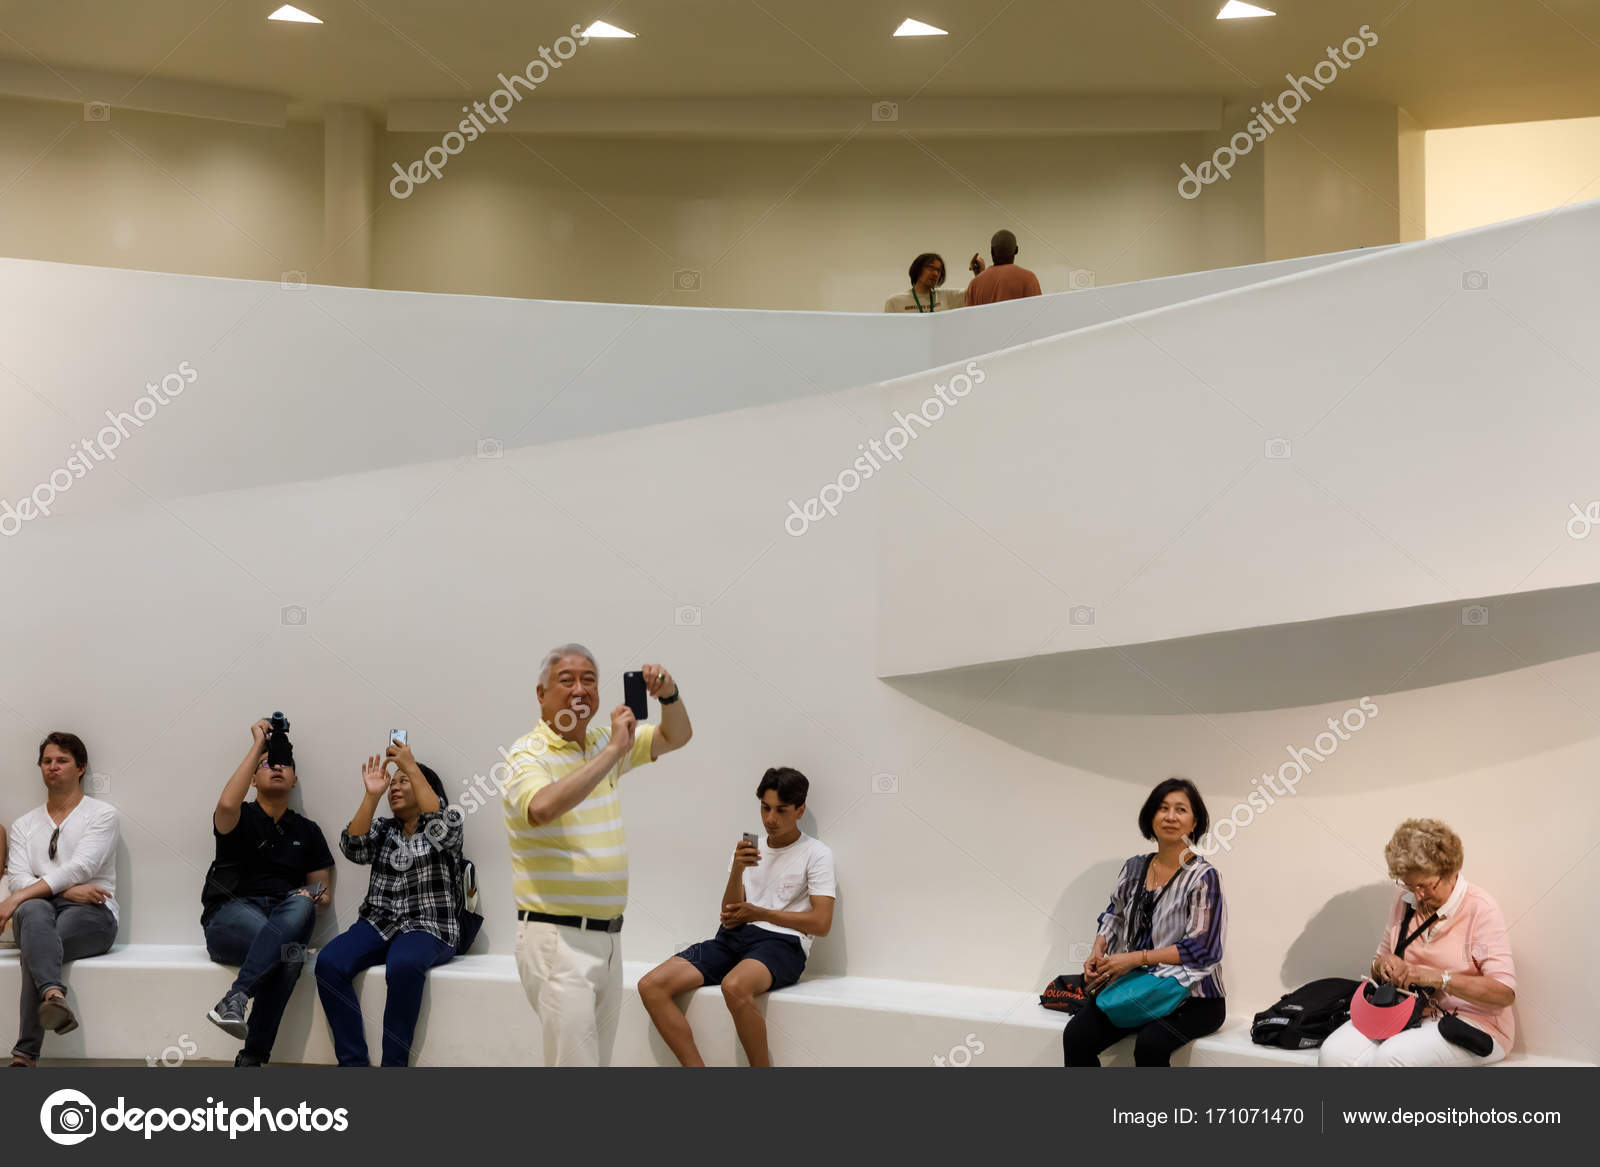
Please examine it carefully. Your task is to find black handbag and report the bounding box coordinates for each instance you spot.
[1040,973,1094,1015]
[1438,1011,1495,1056]
[451,853,485,956]
[199,858,243,926]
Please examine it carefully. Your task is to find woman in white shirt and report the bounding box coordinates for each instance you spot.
[0,732,120,1067]
[883,253,965,313]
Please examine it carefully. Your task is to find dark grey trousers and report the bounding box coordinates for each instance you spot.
[11,896,117,1059]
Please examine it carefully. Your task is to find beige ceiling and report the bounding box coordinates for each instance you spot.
[1,0,1598,128]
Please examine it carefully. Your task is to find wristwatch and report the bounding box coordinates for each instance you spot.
[660,684,681,706]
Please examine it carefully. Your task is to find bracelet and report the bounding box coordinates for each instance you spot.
[659,685,681,705]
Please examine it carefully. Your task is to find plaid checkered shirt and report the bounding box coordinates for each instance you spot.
[341,809,465,949]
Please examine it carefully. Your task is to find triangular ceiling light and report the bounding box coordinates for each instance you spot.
[268,5,322,23]
[583,20,636,38]
[894,18,948,37]
[1217,2,1275,18]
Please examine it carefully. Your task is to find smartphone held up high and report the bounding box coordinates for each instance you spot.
[623,671,648,720]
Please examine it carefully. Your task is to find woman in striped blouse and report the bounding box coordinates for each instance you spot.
[1064,777,1227,1067]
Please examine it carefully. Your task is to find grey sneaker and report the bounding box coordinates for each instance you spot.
[207,991,250,1039]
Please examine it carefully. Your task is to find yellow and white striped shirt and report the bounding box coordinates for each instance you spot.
[501,718,656,919]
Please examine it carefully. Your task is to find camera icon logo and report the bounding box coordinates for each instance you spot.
[1462,270,1489,291]
[280,270,308,291]
[1461,604,1490,627]
[86,773,112,795]
[476,437,504,460]
[40,1089,97,1145]
[871,100,900,122]
[674,605,702,627]
[1069,604,1095,627]
[1069,941,1093,963]
[1264,438,1292,460]
[1069,268,1096,290]
[281,605,308,627]
[83,102,110,122]
[871,773,898,795]
[281,942,308,963]
[673,269,702,291]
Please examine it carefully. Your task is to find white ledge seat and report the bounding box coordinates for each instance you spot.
[0,946,1586,1067]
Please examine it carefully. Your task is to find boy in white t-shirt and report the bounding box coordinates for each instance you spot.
[637,767,836,1066]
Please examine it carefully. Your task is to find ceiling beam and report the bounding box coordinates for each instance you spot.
[387,95,1223,138]
[0,59,288,127]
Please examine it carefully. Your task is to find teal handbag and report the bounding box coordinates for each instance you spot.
[1097,969,1188,1027]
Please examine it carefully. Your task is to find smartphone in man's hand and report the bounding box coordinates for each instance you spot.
[623,671,648,720]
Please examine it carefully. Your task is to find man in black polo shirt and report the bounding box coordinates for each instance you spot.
[202,718,334,1066]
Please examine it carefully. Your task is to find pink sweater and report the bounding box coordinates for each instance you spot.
[1376,878,1517,1050]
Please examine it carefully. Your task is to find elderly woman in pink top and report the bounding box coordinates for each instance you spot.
[1320,818,1516,1066]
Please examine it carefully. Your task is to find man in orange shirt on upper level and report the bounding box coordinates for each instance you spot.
[963,229,1043,306]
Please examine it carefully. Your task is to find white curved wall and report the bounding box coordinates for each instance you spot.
[1,224,1595,1063]
[877,201,1600,676]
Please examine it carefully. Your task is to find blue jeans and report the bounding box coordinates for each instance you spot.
[203,893,316,1062]
[314,919,454,1067]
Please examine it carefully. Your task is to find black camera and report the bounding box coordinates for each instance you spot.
[264,711,295,770]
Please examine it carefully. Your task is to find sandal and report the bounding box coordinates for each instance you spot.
[38,992,78,1036]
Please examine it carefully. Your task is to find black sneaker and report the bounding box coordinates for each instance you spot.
[234,1051,267,1067]
[207,992,250,1040]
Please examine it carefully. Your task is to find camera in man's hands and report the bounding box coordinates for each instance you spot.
[264,711,295,769]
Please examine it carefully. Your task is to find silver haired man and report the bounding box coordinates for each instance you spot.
[501,643,692,1066]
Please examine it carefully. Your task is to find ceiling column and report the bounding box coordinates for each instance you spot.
[321,102,374,286]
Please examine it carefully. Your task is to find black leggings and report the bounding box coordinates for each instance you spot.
[1063,996,1226,1067]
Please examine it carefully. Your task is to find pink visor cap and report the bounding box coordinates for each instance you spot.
[1349,978,1426,1041]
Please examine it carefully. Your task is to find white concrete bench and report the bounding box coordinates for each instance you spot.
[0,946,1587,1067]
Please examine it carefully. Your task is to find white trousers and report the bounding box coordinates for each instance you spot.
[514,919,624,1067]
[1318,1018,1506,1067]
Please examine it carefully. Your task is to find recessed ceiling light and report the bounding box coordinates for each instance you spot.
[583,20,636,38]
[268,5,321,23]
[894,18,948,37]
[1217,2,1275,18]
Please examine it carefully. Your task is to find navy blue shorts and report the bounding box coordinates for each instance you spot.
[676,926,806,990]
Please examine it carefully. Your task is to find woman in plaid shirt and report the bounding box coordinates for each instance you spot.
[313,739,464,1066]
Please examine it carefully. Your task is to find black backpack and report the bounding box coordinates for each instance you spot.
[448,850,484,956]
[1250,977,1362,1049]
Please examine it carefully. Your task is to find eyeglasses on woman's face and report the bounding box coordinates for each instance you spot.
[1396,874,1442,898]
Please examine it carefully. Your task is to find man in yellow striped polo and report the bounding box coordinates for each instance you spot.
[502,643,693,1066]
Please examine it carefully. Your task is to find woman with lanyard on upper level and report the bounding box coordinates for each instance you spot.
[883,253,965,313]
